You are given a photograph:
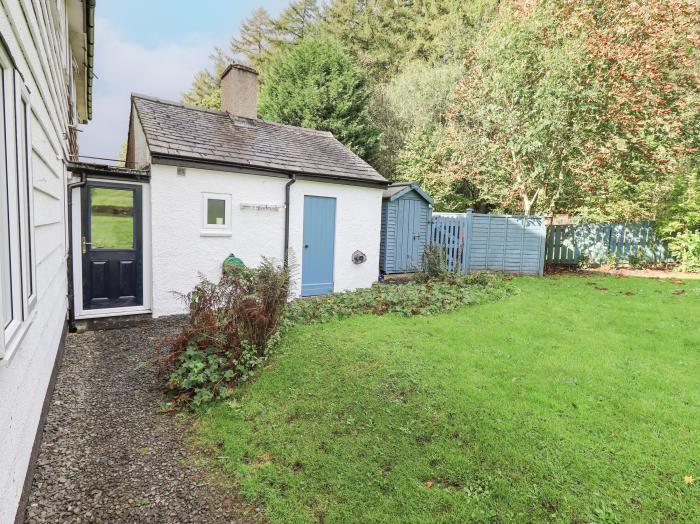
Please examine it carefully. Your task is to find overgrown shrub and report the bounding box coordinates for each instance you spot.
[157,259,290,407]
[287,273,516,325]
[659,173,700,272]
[419,244,448,281]
[671,231,700,272]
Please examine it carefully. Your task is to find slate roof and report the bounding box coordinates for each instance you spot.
[131,94,388,186]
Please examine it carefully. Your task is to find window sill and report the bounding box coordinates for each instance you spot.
[200,230,232,237]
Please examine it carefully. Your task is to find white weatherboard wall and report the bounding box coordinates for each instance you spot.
[0,0,80,521]
[149,164,383,317]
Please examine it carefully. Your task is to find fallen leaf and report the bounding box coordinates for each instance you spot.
[425,481,433,488]
[252,452,273,468]
[684,475,695,485]
[672,290,686,295]
[671,279,685,285]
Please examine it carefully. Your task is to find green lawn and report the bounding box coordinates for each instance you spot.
[90,187,134,248]
[196,275,700,523]
[90,214,133,249]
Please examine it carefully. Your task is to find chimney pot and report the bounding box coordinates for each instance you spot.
[220,63,259,119]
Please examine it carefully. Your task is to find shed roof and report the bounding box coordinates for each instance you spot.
[382,182,433,204]
[131,94,388,186]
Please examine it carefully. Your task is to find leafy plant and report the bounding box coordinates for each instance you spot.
[287,273,515,325]
[605,253,621,270]
[419,244,448,281]
[158,258,290,407]
[670,231,700,272]
[577,254,592,270]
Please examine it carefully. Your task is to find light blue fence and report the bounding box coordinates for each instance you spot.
[431,210,547,275]
[545,221,671,265]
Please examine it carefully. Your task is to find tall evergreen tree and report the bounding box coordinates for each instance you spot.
[273,0,320,44]
[181,54,225,109]
[228,7,275,69]
[258,37,380,162]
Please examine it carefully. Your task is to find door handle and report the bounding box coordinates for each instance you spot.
[304,244,309,249]
[81,236,93,254]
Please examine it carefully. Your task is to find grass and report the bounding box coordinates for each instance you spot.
[90,214,133,248]
[91,187,133,207]
[90,187,134,248]
[196,275,700,523]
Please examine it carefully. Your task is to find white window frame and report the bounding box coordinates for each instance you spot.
[201,192,232,236]
[16,73,37,314]
[0,48,36,360]
[0,55,5,358]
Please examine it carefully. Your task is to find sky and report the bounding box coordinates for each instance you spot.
[78,0,289,161]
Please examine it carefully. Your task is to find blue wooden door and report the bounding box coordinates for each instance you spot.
[301,196,336,296]
[397,199,423,271]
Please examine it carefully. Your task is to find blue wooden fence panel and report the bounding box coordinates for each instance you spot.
[431,210,546,276]
[545,221,670,265]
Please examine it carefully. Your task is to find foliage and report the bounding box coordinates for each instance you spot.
[419,244,448,281]
[667,231,700,272]
[659,173,700,271]
[271,0,320,47]
[182,59,224,110]
[396,125,478,212]
[157,259,290,407]
[566,0,700,221]
[320,0,499,82]
[416,3,590,215]
[117,140,127,167]
[258,37,380,161]
[227,7,276,70]
[286,273,515,324]
[182,0,699,246]
[373,61,463,177]
[197,275,700,522]
[182,2,319,108]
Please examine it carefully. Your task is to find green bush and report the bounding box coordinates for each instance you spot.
[419,244,448,281]
[672,231,700,272]
[287,273,516,325]
[158,258,290,407]
[659,174,700,272]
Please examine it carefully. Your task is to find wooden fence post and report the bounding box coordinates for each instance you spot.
[462,209,473,273]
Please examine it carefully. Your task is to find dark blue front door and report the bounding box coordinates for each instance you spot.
[301,196,336,296]
[81,182,143,310]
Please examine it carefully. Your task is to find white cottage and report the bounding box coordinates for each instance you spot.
[66,64,388,319]
[0,0,95,521]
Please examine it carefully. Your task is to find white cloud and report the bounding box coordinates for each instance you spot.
[78,17,216,161]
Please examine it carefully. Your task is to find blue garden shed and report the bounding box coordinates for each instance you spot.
[380,182,433,274]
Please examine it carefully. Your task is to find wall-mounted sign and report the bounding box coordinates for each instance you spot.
[239,203,285,212]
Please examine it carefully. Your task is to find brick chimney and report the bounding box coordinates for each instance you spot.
[220,63,259,119]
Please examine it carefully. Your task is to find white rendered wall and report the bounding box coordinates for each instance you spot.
[149,164,383,317]
[0,0,77,520]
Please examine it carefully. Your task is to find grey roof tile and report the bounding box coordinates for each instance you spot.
[132,95,387,185]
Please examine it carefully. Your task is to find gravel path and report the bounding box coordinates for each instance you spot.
[24,318,259,523]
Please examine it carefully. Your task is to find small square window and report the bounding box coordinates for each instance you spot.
[207,199,226,226]
[201,193,231,235]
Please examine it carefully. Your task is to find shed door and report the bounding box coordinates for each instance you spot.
[397,198,423,271]
[301,196,336,296]
[81,182,143,309]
